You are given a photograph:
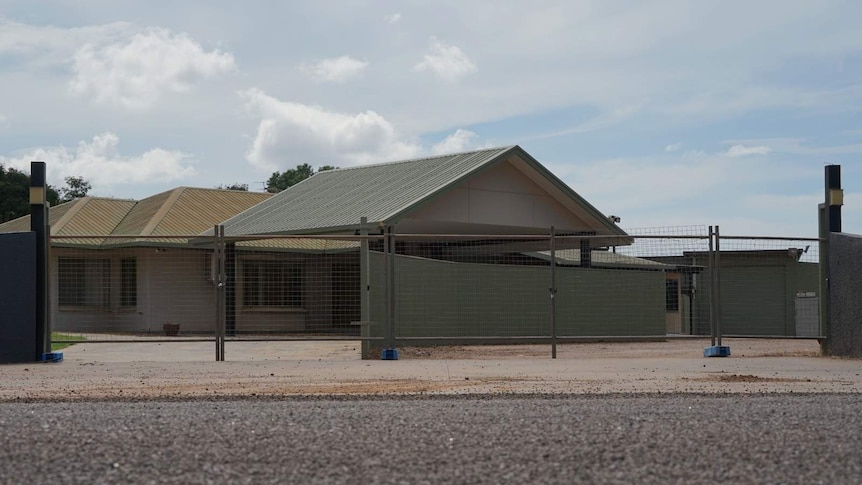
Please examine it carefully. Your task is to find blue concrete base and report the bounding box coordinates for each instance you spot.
[381,348,399,360]
[704,346,731,357]
[40,352,63,363]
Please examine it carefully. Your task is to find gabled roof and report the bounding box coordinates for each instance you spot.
[0,187,272,248]
[0,197,136,243]
[111,187,272,238]
[220,145,627,238]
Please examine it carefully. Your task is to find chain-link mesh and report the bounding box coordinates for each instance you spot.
[713,235,821,338]
[48,229,824,352]
[51,235,217,341]
[226,235,365,338]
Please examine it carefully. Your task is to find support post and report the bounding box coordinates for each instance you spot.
[30,161,53,361]
[715,225,723,347]
[704,225,730,357]
[708,226,716,347]
[359,217,371,359]
[225,241,236,337]
[821,165,843,355]
[381,225,398,360]
[550,227,557,359]
[214,225,226,361]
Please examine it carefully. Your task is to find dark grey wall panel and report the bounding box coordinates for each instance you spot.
[828,232,862,357]
[0,232,37,363]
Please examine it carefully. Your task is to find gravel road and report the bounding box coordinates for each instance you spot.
[2,394,860,484]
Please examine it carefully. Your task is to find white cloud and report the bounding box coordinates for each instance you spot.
[431,130,480,155]
[300,56,368,83]
[414,37,477,83]
[723,137,862,156]
[725,144,773,157]
[384,13,402,24]
[664,142,682,152]
[240,88,419,171]
[0,19,131,66]
[69,28,236,110]
[0,132,195,189]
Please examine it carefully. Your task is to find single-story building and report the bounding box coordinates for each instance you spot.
[0,187,273,334]
[218,145,671,341]
[1,146,695,340]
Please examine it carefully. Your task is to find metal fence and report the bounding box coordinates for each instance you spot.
[49,226,823,359]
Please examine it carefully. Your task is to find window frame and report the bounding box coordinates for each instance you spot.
[57,257,111,309]
[241,258,304,310]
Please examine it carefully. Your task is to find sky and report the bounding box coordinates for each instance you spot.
[0,1,859,238]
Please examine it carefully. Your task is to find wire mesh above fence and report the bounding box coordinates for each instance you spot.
[48,229,824,347]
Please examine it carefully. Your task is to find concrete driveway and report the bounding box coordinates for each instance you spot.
[1,338,860,400]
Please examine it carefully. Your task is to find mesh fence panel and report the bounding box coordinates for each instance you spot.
[384,235,552,342]
[713,235,821,338]
[48,229,823,349]
[227,235,365,338]
[51,236,217,341]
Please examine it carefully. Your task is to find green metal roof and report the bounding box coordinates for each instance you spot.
[221,145,627,237]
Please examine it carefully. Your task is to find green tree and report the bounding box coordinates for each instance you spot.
[216,183,249,191]
[59,176,92,202]
[0,166,88,223]
[266,163,338,193]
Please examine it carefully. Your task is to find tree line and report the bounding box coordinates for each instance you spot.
[217,164,337,193]
[2,162,337,224]
[0,165,91,223]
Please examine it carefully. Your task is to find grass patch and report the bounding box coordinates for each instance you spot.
[51,333,86,351]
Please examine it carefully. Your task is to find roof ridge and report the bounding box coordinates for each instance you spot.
[51,197,90,234]
[139,187,185,236]
[315,146,516,174]
[179,186,270,194]
[58,195,138,203]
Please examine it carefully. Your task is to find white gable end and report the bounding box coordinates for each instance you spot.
[403,159,593,232]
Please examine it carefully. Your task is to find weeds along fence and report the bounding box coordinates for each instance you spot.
[49,227,823,357]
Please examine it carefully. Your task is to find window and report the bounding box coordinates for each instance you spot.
[58,258,110,308]
[665,278,680,312]
[242,260,303,308]
[120,258,137,307]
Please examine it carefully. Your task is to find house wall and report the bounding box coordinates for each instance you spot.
[233,252,360,334]
[51,246,361,335]
[369,252,665,342]
[51,247,218,334]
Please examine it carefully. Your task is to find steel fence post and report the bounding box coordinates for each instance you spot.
[382,225,398,359]
[715,225,722,347]
[708,226,716,347]
[550,227,557,359]
[359,217,370,359]
[217,225,226,361]
[213,226,220,361]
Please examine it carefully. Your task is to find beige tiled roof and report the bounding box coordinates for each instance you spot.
[149,188,272,236]
[0,197,136,243]
[1,187,273,249]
